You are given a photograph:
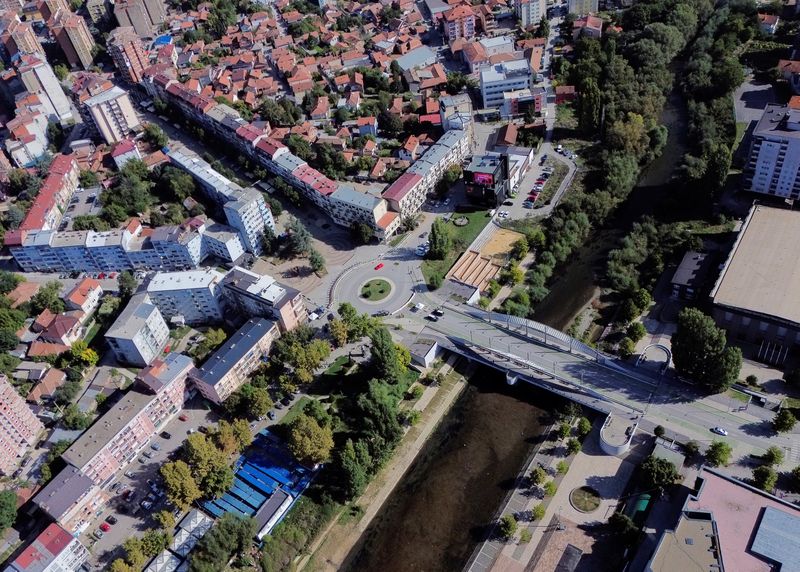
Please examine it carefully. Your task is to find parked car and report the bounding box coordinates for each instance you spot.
[425,314,439,322]
[433,308,444,317]
[151,443,161,451]
[267,411,276,420]
[280,397,292,407]
[178,414,188,421]
[100,523,111,532]
[94,530,104,539]
[160,431,171,439]
[105,515,118,525]
[141,500,153,510]
[124,471,135,478]
[142,451,153,459]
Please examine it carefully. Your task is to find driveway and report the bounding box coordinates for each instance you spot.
[734,76,775,125]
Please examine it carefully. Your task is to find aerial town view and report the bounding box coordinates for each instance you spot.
[2,0,800,568]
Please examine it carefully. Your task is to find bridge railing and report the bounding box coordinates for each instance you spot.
[462,308,606,362]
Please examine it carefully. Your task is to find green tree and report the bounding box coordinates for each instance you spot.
[0,271,22,295]
[639,455,678,491]
[618,337,636,358]
[143,123,169,148]
[352,222,373,245]
[544,480,557,496]
[28,281,65,315]
[791,465,800,493]
[774,409,797,433]
[287,217,313,256]
[160,461,202,510]
[428,218,452,260]
[0,490,16,533]
[567,438,581,455]
[532,504,546,521]
[159,165,195,202]
[189,513,256,572]
[654,425,665,438]
[577,417,592,437]
[122,537,147,569]
[530,466,547,485]
[627,322,647,343]
[328,318,348,347]
[370,327,402,383]
[578,77,602,133]
[705,441,732,467]
[288,414,334,466]
[752,465,777,492]
[141,529,170,557]
[110,560,133,572]
[53,64,69,81]
[79,170,98,187]
[336,438,370,500]
[155,509,176,530]
[558,422,572,439]
[685,440,700,457]
[672,308,742,392]
[62,404,93,429]
[499,514,517,539]
[118,271,137,300]
[309,248,326,273]
[763,446,784,466]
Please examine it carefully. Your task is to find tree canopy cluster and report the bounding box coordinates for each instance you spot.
[672,308,742,392]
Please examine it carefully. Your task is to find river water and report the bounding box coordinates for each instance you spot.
[344,370,558,572]
[344,90,688,572]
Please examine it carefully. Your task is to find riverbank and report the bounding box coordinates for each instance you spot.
[298,355,471,571]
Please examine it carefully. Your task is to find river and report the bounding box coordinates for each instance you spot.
[343,369,559,572]
[343,90,688,572]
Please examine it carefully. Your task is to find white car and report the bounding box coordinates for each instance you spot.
[710,426,728,436]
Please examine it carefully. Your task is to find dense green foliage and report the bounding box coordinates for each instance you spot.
[189,513,257,571]
[672,308,742,392]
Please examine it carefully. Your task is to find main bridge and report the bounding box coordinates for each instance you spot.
[419,306,660,416]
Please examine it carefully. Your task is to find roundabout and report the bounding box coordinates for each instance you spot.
[333,253,417,316]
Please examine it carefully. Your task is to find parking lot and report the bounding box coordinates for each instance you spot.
[61,185,102,231]
[84,400,219,567]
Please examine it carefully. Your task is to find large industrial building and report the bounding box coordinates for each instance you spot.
[710,205,800,364]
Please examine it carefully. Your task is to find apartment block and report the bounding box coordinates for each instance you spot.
[105,292,169,366]
[514,0,546,28]
[6,523,90,572]
[107,26,148,84]
[113,0,164,38]
[480,60,532,108]
[3,108,48,167]
[568,0,598,14]
[32,466,109,535]
[49,9,95,69]
[39,0,68,20]
[83,84,141,144]
[0,374,44,475]
[329,185,400,240]
[744,104,800,198]
[443,5,475,43]
[501,87,546,119]
[61,353,193,485]
[146,268,226,326]
[85,0,110,23]
[16,53,73,123]
[167,148,276,254]
[0,14,44,59]
[0,0,23,17]
[221,266,308,332]
[191,318,279,404]
[14,154,79,233]
[382,128,472,216]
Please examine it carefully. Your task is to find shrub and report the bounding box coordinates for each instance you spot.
[544,480,557,496]
[532,504,546,520]
[557,460,569,475]
[654,425,665,438]
[499,514,517,539]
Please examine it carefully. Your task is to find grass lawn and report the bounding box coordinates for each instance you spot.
[279,396,312,426]
[735,121,747,144]
[360,279,392,301]
[325,355,353,376]
[83,322,102,346]
[570,486,601,512]
[555,103,577,130]
[421,210,490,288]
[389,232,408,247]
[726,388,750,403]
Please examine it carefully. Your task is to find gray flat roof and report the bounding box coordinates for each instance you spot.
[671,251,708,288]
[192,318,275,387]
[396,46,436,72]
[33,466,94,519]
[754,103,800,140]
[751,506,800,572]
[711,206,800,326]
[61,390,154,467]
[106,293,161,340]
